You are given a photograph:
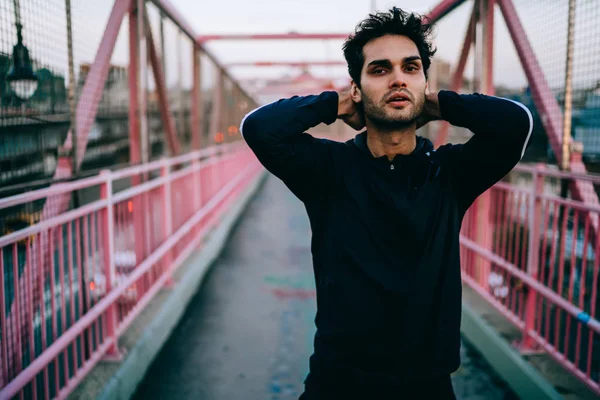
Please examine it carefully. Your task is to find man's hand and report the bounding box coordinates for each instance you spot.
[337,91,365,130]
[416,91,443,129]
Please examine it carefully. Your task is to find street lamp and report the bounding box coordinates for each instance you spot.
[7,0,38,100]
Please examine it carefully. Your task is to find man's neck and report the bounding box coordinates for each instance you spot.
[365,122,417,161]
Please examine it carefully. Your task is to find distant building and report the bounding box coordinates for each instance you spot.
[78,63,129,114]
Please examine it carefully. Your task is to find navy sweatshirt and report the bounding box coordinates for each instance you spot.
[241,90,533,386]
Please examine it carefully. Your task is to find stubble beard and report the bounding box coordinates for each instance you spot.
[362,91,425,132]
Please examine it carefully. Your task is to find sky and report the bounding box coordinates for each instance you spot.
[2,0,597,96]
[165,0,530,89]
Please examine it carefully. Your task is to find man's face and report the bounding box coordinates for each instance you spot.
[352,35,427,130]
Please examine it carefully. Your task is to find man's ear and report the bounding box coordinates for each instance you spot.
[350,81,362,103]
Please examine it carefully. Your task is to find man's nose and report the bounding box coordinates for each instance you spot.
[388,69,407,88]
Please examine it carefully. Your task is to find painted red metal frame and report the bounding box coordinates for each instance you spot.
[144,10,181,156]
[127,2,147,358]
[497,0,600,239]
[209,70,224,138]
[2,0,598,395]
[66,0,135,172]
[0,145,262,399]
[483,0,495,95]
[198,0,465,42]
[227,60,346,67]
[128,3,142,165]
[427,0,467,22]
[192,46,202,150]
[460,163,600,394]
[150,0,247,106]
[433,2,476,147]
[199,33,349,41]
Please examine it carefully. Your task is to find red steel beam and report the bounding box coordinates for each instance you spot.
[255,87,338,97]
[128,1,147,335]
[151,0,465,101]
[209,70,223,138]
[145,10,182,156]
[128,3,142,165]
[199,33,349,42]
[241,77,348,85]
[150,0,200,41]
[497,0,599,235]
[427,0,467,22]
[65,0,134,172]
[150,0,254,105]
[483,0,495,95]
[254,81,343,94]
[198,0,466,42]
[192,46,202,150]
[227,60,346,68]
[434,2,476,147]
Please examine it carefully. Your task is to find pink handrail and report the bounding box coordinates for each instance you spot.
[0,146,262,398]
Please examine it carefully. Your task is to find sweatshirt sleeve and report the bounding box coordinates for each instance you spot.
[240,91,339,201]
[436,90,533,210]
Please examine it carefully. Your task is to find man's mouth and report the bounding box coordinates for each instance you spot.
[386,92,411,106]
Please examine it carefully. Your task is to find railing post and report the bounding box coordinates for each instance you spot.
[192,159,201,212]
[470,0,494,290]
[521,163,545,351]
[100,170,122,360]
[128,0,146,270]
[191,158,202,238]
[161,160,174,287]
[192,46,203,150]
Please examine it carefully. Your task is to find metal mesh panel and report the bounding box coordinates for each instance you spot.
[508,0,568,164]
[146,2,167,161]
[72,0,131,173]
[510,0,600,166]
[571,0,600,165]
[513,0,568,96]
[0,0,69,187]
[0,0,134,220]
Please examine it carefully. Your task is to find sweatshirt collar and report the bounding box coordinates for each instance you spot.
[352,131,433,161]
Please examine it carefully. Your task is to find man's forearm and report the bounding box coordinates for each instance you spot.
[437,90,532,141]
[241,92,339,145]
[416,92,443,129]
[240,91,339,189]
[436,91,534,207]
[337,91,365,130]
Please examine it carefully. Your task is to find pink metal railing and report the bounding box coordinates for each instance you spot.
[0,143,262,399]
[1,0,259,397]
[1,0,599,397]
[460,165,600,393]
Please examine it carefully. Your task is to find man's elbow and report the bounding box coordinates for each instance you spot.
[508,100,534,159]
[239,101,279,142]
[515,101,533,135]
[240,109,259,141]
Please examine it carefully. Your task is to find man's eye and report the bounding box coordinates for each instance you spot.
[373,69,385,74]
[406,66,417,72]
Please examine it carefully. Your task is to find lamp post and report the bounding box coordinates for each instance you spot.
[7,0,38,101]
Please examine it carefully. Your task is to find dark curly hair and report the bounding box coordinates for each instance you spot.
[342,7,437,87]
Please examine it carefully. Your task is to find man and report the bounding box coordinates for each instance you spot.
[241,7,532,400]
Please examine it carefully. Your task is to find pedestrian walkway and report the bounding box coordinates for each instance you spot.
[132,176,518,400]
